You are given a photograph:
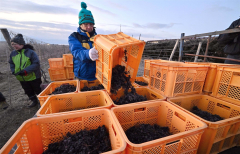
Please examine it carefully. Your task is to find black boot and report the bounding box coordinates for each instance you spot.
[28,95,39,108]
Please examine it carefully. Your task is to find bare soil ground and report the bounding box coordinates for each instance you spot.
[0,61,50,149]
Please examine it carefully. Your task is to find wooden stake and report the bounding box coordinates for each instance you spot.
[194,42,202,62]
[169,39,179,61]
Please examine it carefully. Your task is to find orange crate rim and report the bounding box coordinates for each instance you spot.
[111,100,207,154]
[0,109,126,154]
[37,80,79,106]
[149,62,209,97]
[36,90,113,117]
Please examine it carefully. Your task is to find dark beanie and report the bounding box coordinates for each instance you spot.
[10,34,26,45]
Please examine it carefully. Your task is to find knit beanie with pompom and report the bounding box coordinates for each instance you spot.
[78,2,95,25]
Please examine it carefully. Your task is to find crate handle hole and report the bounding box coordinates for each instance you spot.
[233,72,240,76]
[112,124,117,136]
[151,93,157,98]
[217,103,230,110]
[68,117,82,123]
[166,140,180,145]
[175,112,186,122]
[134,107,146,112]
[105,99,107,104]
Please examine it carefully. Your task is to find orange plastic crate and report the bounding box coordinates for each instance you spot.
[144,59,182,79]
[36,90,113,117]
[0,109,126,154]
[211,66,240,106]
[133,76,149,87]
[109,87,166,107]
[111,101,207,154]
[48,58,64,68]
[38,96,48,106]
[63,54,73,67]
[149,62,209,97]
[186,62,238,93]
[79,79,105,92]
[48,68,66,81]
[94,32,145,93]
[168,94,240,154]
[65,66,74,79]
[37,80,79,106]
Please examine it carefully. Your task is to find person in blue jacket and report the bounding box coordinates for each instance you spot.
[68,2,98,81]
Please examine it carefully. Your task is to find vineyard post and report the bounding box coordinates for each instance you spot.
[178,33,184,61]
[194,42,202,62]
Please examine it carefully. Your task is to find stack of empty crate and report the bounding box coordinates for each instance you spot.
[48,54,74,81]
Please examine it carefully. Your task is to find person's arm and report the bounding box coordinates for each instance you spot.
[23,51,40,74]
[8,53,15,74]
[68,35,91,61]
[218,20,240,44]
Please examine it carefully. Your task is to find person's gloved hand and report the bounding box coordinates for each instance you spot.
[15,70,28,76]
[89,47,99,61]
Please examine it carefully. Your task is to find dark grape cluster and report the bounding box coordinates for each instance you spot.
[110,65,132,94]
[111,65,147,105]
[42,125,111,154]
[81,84,104,91]
[126,124,172,144]
[135,81,148,86]
[50,83,76,95]
[191,106,223,122]
[114,87,147,105]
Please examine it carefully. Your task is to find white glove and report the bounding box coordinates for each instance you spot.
[89,47,99,61]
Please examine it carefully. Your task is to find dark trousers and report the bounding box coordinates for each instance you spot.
[20,78,42,98]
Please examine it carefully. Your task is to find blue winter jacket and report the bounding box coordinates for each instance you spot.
[68,27,97,81]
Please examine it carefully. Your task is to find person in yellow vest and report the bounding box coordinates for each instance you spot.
[9,34,41,108]
[68,2,98,81]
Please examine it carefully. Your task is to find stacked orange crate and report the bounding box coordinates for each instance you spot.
[48,58,66,81]
[135,59,181,88]
[144,59,181,80]
[149,62,209,97]
[186,62,238,93]
[63,54,74,80]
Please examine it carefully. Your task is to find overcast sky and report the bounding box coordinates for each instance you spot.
[0,0,239,44]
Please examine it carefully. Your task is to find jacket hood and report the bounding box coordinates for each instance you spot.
[23,44,34,50]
